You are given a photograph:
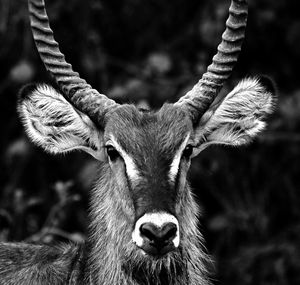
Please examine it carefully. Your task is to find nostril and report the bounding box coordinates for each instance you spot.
[133,213,180,255]
[140,225,156,242]
[140,222,177,246]
[163,223,177,243]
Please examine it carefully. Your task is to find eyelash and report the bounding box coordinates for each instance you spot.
[182,145,193,158]
[105,145,120,161]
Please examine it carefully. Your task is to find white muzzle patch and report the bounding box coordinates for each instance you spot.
[132,212,180,248]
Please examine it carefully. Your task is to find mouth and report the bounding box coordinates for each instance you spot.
[136,242,176,258]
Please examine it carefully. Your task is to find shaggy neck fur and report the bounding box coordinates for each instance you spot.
[84,164,211,285]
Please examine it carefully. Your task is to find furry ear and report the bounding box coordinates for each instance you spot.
[192,77,276,156]
[18,84,105,160]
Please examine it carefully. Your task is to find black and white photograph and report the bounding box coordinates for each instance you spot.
[0,0,298,284]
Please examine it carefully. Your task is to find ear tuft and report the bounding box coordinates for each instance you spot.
[18,84,105,160]
[18,83,39,100]
[193,76,276,154]
[223,77,276,122]
[257,76,277,96]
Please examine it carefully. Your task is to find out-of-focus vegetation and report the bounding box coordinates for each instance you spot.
[1,0,300,284]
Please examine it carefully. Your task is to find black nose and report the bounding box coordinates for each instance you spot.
[139,222,178,255]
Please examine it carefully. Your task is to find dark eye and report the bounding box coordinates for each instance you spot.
[182,145,193,158]
[106,145,120,161]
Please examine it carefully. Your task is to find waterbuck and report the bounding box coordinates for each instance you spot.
[0,0,275,284]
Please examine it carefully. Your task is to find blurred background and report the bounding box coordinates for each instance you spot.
[0,0,300,284]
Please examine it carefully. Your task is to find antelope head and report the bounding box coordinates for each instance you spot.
[18,0,275,282]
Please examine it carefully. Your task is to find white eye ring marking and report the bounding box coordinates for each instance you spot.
[169,134,190,182]
[108,135,140,182]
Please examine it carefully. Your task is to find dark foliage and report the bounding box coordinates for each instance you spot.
[1,0,300,284]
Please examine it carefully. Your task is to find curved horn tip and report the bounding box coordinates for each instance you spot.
[28,0,119,126]
[175,0,249,123]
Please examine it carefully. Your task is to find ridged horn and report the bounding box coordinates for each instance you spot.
[28,0,119,127]
[175,0,248,123]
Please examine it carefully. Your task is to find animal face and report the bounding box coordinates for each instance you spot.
[103,104,193,255]
[18,77,275,260]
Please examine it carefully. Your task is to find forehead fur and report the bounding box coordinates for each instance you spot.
[105,104,192,156]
